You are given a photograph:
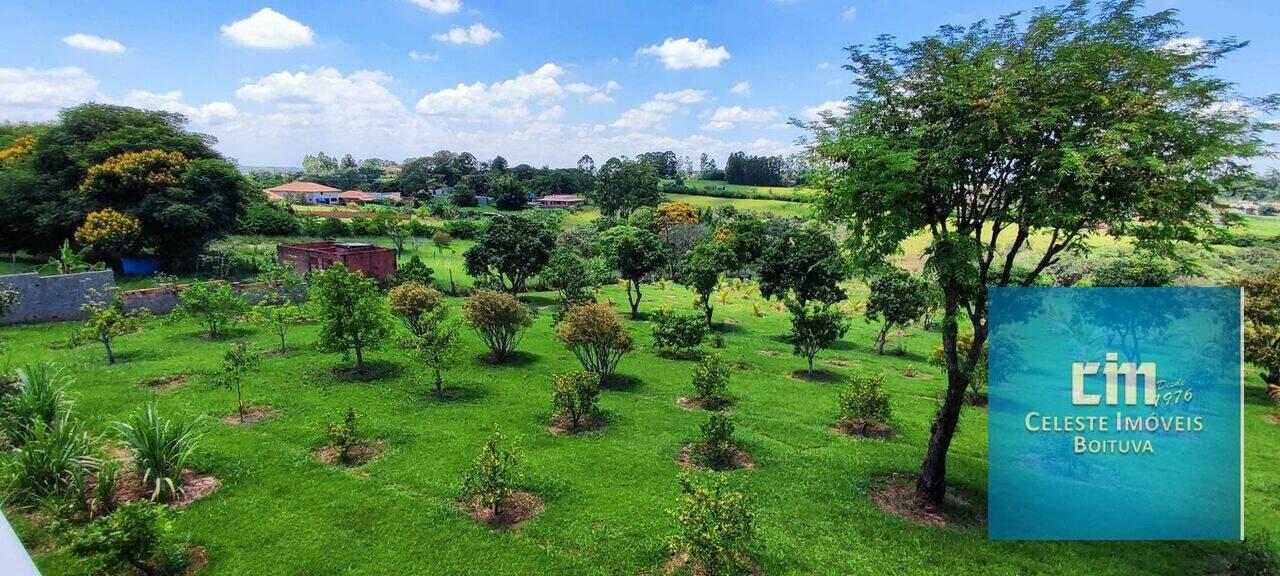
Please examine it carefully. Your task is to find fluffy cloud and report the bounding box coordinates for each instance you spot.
[842,7,858,20]
[432,23,501,45]
[119,90,238,123]
[701,106,779,131]
[236,68,406,127]
[730,81,751,96]
[410,0,462,14]
[63,33,126,54]
[802,100,847,120]
[0,67,99,121]
[1161,37,1205,55]
[415,63,565,122]
[637,38,730,70]
[611,89,707,130]
[409,50,439,61]
[566,80,620,103]
[221,8,315,49]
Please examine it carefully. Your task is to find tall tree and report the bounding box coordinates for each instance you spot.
[600,225,667,319]
[310,264,393,373]
[577,154,596,175]
[463,214,558,294]
[592,157,661,218]
[806,1,1273,507]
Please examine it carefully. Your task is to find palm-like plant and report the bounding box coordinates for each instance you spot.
[8,413,95,504]
[2,364,73,445]
[116,405,202,502]
[41,240,105,275]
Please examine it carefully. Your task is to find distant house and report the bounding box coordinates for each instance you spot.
[337,190,403,206]
[430,185,454,197]
[382,165,402,175]
[264,182,342,205]
[263,190,286,203]
[533,194,586,209]
[277,241,397,281]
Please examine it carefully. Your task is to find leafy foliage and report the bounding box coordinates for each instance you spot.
[787,302,850,376]
[756,226,848,307]
[464,214,557,294]
[5,412,94,506]
[310,264,394,372]
[1091,257,1176,288]
[543,250,600,311]
[216,342,261,423]
[690,353,730,406]
[651,309,708,358]
[696,412,737,470]
[175,281,249,339]
[838,372,893,425]
[599,224,667,318]
[668,473,756,576]
[462,289,532,362]
[591,156,661,218]
[460,428,522,517]
[555,303,634,384]
[250,301,305,354]
[864,269,928,354]
[117,405,202,502]
[0,364,72,446]
[403,306,465,395]
[324,408,365,465]
[74,208,141,259]
[929,331,989,405]
[80,295,142,365]
[551,371,600,431]
[391,253,435,288]
[70,501,190,576]
[388,281,445,337]
[679,239,736,327]
[1241,270,1280,393]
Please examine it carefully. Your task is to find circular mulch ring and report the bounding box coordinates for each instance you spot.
[787,370,842,383]
[675,396,730,412]
[754,349,781,357]
[548,414,608,435]
[867,473,985,529]
[185,546,208,575]
[138,375,188,393]
[458,491,544,529]
[663,552,764,576]
[1265,413,1280,425]
[112,469,221,509]
[824,358,856,368]
[220,406,278,425]
[833,419,897,440]
[316,439,384,467]
[677,444,755,472]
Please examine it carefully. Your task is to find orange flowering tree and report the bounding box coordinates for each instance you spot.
[81,149,189,204]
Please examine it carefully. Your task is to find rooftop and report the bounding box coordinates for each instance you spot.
[264,181,342,194]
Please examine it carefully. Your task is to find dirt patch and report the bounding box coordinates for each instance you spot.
[787,369,842,383]
[459,490,544,529]
[824,358,856,368]
[185,546,208,575]
[677,444,755,472]
[966,395,989,409]
[833,419,897,440]
[113,469,220,508]
[548,413,608,435]
[221,406,278,425]
[139,375,188,392]
[663,552,764,576]
[730,362,753,372]
[316,439,384,466]
[754,349,780,357]
[897,368,932,379]
[868,473,985,529]
[675,396,730,412]
[1265,413,1280,425]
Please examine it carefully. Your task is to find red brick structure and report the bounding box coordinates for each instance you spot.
[277,242,398,281]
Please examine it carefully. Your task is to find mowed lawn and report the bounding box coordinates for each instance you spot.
[4,281,1279,575]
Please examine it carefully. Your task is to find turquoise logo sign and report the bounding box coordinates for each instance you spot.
[988,288,1242,540]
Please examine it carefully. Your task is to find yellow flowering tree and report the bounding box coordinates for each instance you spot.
[0,134,37,166]
[74,208,142,259]
[81,149,189,203]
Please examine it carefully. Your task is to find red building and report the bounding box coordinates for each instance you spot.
[276,242,398,281]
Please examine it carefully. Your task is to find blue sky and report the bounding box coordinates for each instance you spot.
[2,0,1277,169]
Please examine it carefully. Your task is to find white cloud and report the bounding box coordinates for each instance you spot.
[409,0,462,14]
[700,106,779,131]
[432,23,501,45]
[566,80,620,103]
[0,67,100,121]
[842,7,857,20]
[63,33,126,54]
[802,100,847,120]
[655,89,707,104]
[729,81,751,96]
[409,50,439,61]
[221,8,315,49]
[415,63,565,122]
[637,37,730,70]
[120,90,238,122]
[611,89,707,130]
[1161,36,1204,55]
[236,68,406,127]
[817,61,831,70]
[537,105,565,122]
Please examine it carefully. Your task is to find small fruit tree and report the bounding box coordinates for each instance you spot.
[217,341,261,423]
[462,289,532,362]
[460,428,522,518]
[556,302,634,385]
[388,281,445,338]
[174,281,249,339]
[668,473,756,576]
[838,372,893,427]
[787,301,850,377]
[690,353,730,408]
[80,295,142,365]
[864,268,929,354]
[310,264,394,373]
[70,501,190,576]
[551,371,600,432]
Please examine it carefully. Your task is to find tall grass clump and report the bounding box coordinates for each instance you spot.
[5,413,95,507]
[1,364,73,446]
[116,405,202,502]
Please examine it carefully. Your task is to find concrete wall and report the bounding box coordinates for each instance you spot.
[122,281,298,316]
[0,271,116,326]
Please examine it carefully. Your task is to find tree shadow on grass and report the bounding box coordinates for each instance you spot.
[330,359,402,382]
[788,369,844,383]
[473,350,539,368]
[519,294,559,308]
[601,373,643,392]
[714,322,749,335]
[110,347,166,363]
[420,382,489,404]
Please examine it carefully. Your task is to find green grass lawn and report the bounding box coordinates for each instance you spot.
[668,179,812,198]
[664,193,814,219]
[1242,215,1280,238]
[4,279,1278,575]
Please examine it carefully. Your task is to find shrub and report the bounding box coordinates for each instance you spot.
[651,309,708,358]
[403,308,465,395]
[175,281,249,339]
[787,302,850,376]
[216,342,260,423]
[690,353,730,406]
[668,473,756,576]
[70,501,190,576]
[80,296,142,365]
[239,202,301,236]
[543,250,599,310]
[462,289,532,362]
[442,218,484,240]
[556,302,634,384]
[551,371,600,431]
[6,413,94,505]
[1091,257,1176,287]
[838,372,893,425]
[116,405,202,502]
[1227,531,1280,576]
[318,217,350,238]
[864,269,929,354]
[324,408,364,465]
[696,412,736,469]
[74,208,141,259]
[388,281,444,337]
[250,301,304,354]
[1,364,72,446]
[391,254,435,288]
[460,428,522,517]
[432,231,453,254]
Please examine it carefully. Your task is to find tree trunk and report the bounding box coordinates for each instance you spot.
[628,280,641,319]
[807,354,815,376]
[127,555,158,576]
[279,332,287,354]
[915,294,970,509]
[704,303,714,329]
[355,345,365,372]
[876,324,890,355]
[236,384,245,422]
[103,340,115,364]
[434,368,443,395]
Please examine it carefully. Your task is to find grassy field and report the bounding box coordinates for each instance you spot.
[667,179,813,198]
[3,276,1279,575]
[1242,215,1280,238]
